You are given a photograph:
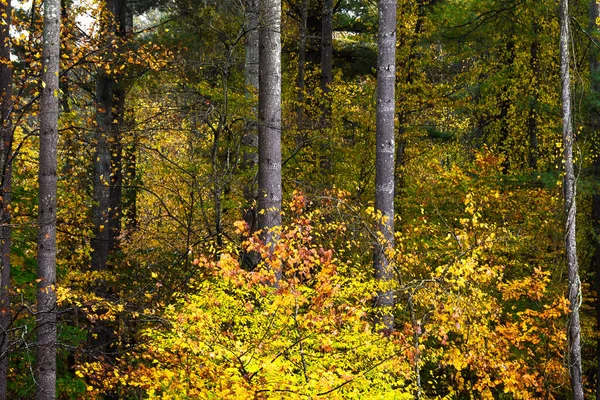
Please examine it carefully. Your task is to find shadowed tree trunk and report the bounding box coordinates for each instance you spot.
[241,0,260,269]
[296,0,307,129]
[258,0,282,279]
[36,0,60,398]
[560,0,583,397]
[0,0,12,398]
[374,0,397,331]
[320,0,333,123]
[589,0,600,397]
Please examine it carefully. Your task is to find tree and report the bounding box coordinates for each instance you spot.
[0,0,11,398]
[560,0,583,397]
[588,0,600,395]
[320,0,333,123]
[258,0,282,267]
[373,0,397,331]
[36,0,60,398]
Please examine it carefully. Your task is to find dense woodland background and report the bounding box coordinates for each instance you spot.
[1,0,600,398]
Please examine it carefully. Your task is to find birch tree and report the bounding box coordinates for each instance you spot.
[374,0,397,330]
[560,0,583,397]
[36,0,60,398]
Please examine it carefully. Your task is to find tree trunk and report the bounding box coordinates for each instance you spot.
[0,0,11,398]
[296,0,307,129]
[374,0,397,331]
[240,0,260,269]
[589,0,600,397]
[245,0,259,93]
[560,0,584,397]
[36,0,60,398]
[320,0,333,124]
[258,0,282,277]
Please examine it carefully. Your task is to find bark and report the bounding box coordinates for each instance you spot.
[91,73,112,274]
[258,0,282,275]
[296,0,307,128]
[0,1,11,398]
[589,0,600,397]
[560,0,584,398]
[320,0,333,123]
[108,0,131,255]
[245,0,259,93]
[374,0,397,331]
[36,0,60,398]
[242,0,259,268]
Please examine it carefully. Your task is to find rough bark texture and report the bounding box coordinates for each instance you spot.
[0,1,11,398]
[258,0,282,275]
[36,0,60,398]
[560,0,584,398]
[589,0,600,397]
[245,0,259,93]
[374,0,396,331]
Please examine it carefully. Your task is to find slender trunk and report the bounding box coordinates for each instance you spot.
[0,1,12,398]
[320,0,333,124]
[296,0,307,129]
[245,0,259,92]
[258,0,282,275]
[240,0,260,268]
[589,0,600,397]
[36,0,60,398]
[560,0,584,398]
[374,0,397,331]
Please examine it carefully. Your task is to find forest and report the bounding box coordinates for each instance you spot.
[0,0,599,398]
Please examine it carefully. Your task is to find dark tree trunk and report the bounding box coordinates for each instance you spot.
[0,0,12,398]
[589,0,600,397]
[242,0,259,264]
[258,0,282,277]
[320,0,333,123]
[560,0,584,398]
[296,0,307,129]
[36,0,60,398]
[374,0,397,331]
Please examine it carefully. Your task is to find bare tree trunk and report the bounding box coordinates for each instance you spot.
[245,0,259,93]
[92,74,112,274]
[589,1,600,397]
[36,0,60,398]
[258,0,282,277]
[0,1,12,398]
[374,0,397,331]
[241,0,259,269]
[296,0,307,129]
[320,0,333,123]
[560,0,584,398]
